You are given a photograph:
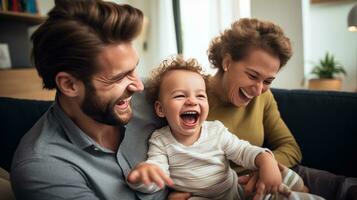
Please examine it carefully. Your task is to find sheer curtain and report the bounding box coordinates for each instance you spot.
[180,0,250,74]
[137,0,177,77]
[119,0,178,77]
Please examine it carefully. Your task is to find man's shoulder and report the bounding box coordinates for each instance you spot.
[11,108,68,171]
[129,91,166,130]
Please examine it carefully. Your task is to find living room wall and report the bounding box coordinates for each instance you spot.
[251,0,305,90]
[32,0,357,91]
[307,1,357,92]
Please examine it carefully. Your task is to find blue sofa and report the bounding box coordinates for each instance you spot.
[1,88,357,178]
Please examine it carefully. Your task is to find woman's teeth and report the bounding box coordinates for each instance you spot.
[240,88,253,99]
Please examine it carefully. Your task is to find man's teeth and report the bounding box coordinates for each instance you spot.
[240,88,253,99]
[124,96,132,101]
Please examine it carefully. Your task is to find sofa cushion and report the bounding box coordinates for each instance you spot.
[0,97,52,171]
[0,167,15,200]
[271,89,357,177]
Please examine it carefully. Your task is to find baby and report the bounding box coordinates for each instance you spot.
[127,57,324,200]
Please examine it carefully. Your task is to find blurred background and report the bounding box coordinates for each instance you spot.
[0,0,356,100]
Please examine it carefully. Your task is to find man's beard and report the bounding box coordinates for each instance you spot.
[81,82,132,126]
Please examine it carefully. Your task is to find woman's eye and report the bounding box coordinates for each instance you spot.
[248,74,257,80]
[263,80,272,85]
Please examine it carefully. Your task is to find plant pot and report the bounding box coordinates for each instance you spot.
[308,78,342,91]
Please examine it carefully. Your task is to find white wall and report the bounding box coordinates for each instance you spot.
[251,0,305,89]
[307,2,357,92]
[33,0,357,91]
[36,0,55,15]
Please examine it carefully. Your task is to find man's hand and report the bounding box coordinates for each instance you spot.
[127,162,174,189]
[167,191,191,200]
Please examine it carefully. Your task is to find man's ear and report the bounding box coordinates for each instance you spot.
[55,72,82,97]
[222,54,232,72]
[154,101,165,118]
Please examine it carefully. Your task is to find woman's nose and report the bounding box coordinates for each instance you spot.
[252,81,263,96]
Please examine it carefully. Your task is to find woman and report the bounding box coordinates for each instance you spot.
[205,18,356,200]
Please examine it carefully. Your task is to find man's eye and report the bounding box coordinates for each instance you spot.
[112,78,124,84]
[128,70,136,76]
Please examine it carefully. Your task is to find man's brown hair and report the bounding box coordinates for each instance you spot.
[31,0,143,89]
[208,18,292,73]
[145,56,209,105]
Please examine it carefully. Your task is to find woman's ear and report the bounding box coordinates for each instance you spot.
[154,101,165,118]
[55,72,81,97]
[222,54,232,72]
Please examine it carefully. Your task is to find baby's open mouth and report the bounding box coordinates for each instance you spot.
[180,111,199,125]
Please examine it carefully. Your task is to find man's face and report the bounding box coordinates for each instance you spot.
[81,43,143,126]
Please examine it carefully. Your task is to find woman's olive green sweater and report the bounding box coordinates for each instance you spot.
[207,90,302,174]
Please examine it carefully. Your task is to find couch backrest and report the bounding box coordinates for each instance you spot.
[0,97,52,171]
[271,88,357,177]
[1,89,357,176]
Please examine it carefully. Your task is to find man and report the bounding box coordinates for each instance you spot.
[10,0,168,199]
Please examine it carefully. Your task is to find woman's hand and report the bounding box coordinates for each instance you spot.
[238,171,259,196]
[127,162,174,188]
[167,191,191,200]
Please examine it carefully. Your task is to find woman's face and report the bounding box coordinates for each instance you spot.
[221,49,280,107]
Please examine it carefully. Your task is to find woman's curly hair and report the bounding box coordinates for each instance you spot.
[208,18,292,73]
[145,56,209,104]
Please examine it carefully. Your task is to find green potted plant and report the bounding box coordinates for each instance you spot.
[308,52,347,91]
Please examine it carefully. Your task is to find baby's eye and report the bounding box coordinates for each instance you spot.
[174,95,185,98]
[197,94,207,98]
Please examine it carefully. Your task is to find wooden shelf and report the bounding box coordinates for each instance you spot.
[0,68,55,100]
[0,10,46,24]
[311,0,355,4]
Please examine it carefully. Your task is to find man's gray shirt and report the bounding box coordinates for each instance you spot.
[10,92,168,200]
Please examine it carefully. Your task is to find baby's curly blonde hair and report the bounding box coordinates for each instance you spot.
[145,56,209,104]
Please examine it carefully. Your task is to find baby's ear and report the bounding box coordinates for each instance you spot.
[154,101,165,118]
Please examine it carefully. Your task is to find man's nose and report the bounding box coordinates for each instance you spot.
[127,72,144,92]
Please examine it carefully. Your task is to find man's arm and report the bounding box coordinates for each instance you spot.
[11,158,100,200]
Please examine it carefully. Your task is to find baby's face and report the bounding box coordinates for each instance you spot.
[155,70,209,143]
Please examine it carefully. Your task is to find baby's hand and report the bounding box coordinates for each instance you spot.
[255,152,282,195]
[127,162,174,189]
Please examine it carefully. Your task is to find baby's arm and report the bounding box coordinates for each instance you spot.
[127,131,173,193]
[127,162,173,193]
[216,121,281,196]
[254,152,282,196]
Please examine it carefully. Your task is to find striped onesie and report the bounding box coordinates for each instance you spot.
[130,120,324,200]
